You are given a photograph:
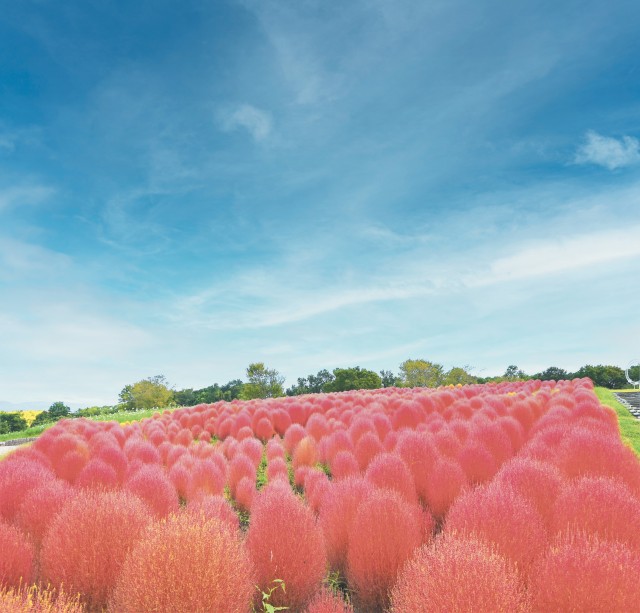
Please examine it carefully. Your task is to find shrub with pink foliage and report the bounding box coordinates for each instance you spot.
[0,459,55,521]
[395,431,437,500]
[40,489,151,611]
[331,450,359,479]
[391,534,529,613]
[346,488,424,611]
[457,438,498,484]
[320,477,371,572]
[266,438,285,461]
[247,485,327,610]
[235,476,255,512]
[529,532,640,613]
[424,456,467,518]
[284,423,307,454]
[551,475,640,550]
[189,459,225,499]
[494,457,563,526]
[76,458,119,490]
[15,479,73,546]
[125,464,179,518]
[304,588,354,613]
[123,438,161,465]
[365,453,418,505]
[240,437,264,467]
[445,483,548,576]
[185,495,240,532]
[354,432,384,471]
[109,514,255,613]
[0,522,34,589]
[228,453,257,496]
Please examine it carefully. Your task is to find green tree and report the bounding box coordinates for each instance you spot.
[0,412,28,433]
[119,375,174,410]
[574,364,627,389]
[325,367,382,392]
[443,366,477,386]
[379,370,400,388]
[504,365,527,381]
[535,366,570,381]
[32,401,71,426]
[286,369,335,396]
[398,359,445,388]
[240,363,285,400]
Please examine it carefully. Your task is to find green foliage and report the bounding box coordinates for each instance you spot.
[0,412,28,434]
[593,387,640,456]
[240,363,285,400]
[286,369,335,396]
[256,449,268,490]
[575,364,627,389]
[503,365,528,381]
[119,375,174,410]
[398,359,445,388]
[32,401,72,426]
[173,379,244,406]
[325,366,382,392]
[255,579,289,613]
[380,369,401,388]
[535,366,570,381]
[442,366,477,386]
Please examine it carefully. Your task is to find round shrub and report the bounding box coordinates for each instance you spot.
[346,488,424,611]
[125,464,179,518]
[529,532,640,612]
[109,514,254,613]
[0,521,34,589]
[40,489,151,611]
[391,534,529,613]
[247,484,327,610]
[365,453,418,505]
[304,588,354,613]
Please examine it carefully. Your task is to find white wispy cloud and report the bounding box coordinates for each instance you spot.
[0,237,72,281]
[0,185,55,212]
[219,104,273,142]
[574,130,640,170]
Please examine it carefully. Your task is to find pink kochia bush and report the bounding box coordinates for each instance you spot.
[247,483,327,610]
[304,588,354,613]
[346,488,426,611]
[391,534,530,613]
[109,514,255,613]
[529,532,640,612]
[40,489,151,611]
[0,521,34,589]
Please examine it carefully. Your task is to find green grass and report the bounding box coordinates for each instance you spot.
[0,407,176,443]
[594,387,640,456]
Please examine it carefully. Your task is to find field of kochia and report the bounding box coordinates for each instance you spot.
[1,379,640,612]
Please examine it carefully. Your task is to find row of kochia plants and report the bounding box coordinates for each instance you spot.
[1,379,640,612]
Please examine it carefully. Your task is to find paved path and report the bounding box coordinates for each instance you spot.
[614,392,640,419]
[0,440,33,459]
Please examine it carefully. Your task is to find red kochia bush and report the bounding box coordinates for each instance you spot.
[424,457,467,518]
[125,464,180,518]
[551,476,640,550]
[109,514,255,613]
[529,532,640,613]
[247,484,327,610]
[365,453,418,505]
[320,477,371,572]
[445,483,548,576]
[0,459,55,521]
[185,495,240,533]
[391,534,530,613]
[0,521,34,589]
[346,488,424,611]
[304,588,354,613]
[293,436,319,469]
[330,450,359,480]
[40,489,151,611]
[15,479,73,546]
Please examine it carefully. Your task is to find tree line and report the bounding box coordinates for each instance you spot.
[4,360,636,433]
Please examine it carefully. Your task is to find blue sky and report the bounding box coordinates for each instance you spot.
[1,0,640,407]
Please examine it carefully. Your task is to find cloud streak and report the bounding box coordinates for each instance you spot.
[219,104,273,142]
[574,131,640,170]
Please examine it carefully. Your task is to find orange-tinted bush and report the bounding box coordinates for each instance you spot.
[391,534,530,613]
[293,436,319,469]
[247,485,326,610]
[109,514,254,613]
[40,489,151,611]
[346,488,423,611]
[304,588,354,613]
[0,585,83,613]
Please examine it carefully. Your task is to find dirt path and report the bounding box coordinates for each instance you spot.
[0,442,30,458]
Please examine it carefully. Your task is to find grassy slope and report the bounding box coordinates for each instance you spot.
[594,387,640,456]
[0,407,173,443]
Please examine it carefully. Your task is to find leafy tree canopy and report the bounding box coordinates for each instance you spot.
[398,359,445,388]
[0,412,28,434]
[240,363,285,400]
[442,366,477,386]
[574,364,627,389]
[119,375,174,410]
[325,366,382,392]
[286,369,335,396]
